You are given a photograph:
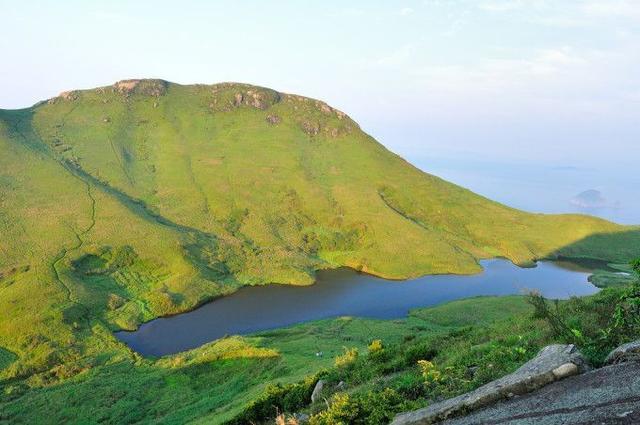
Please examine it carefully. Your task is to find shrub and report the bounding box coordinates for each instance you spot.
[225,373,322,424]
[606,280,640,344]
[390,372,428,400]
[107,293,125,310]
[334,347,358,368]
[402,342,438,366]
[309,393,359,425]
[632,259,640,275]
[368,339,383,354]
[527,258,640,364]
[309,388,406,425]
[276,413,301,425]
[417,360,441,386]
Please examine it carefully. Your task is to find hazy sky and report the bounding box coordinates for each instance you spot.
[1,0,639,165]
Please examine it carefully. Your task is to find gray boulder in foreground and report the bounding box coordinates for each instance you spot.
[391,344,590,425]
[605,340,640,364]
[441,361,640,424]
[311,379,325,403]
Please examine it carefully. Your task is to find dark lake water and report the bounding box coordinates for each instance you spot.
[116,259,599,357]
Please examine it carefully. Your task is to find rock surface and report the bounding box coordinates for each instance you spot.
[605,340,640,364]
[391,345,589,425]
[441,361,640,424]
[311,379,325,403]
[293,412,310,423]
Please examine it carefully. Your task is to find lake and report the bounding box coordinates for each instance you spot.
[116,259,599,356]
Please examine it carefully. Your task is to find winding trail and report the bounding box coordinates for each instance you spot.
[14,108,141,362]
[50,180,96,310]
[8,109,96,324]
[378,190,479,262]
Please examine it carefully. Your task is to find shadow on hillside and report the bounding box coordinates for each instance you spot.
[5,109,240,289]
[547,228,640,265]
[0,108,52,155]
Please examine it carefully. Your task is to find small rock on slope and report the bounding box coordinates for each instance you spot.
[605,340,640,365]
[311,379,325,403]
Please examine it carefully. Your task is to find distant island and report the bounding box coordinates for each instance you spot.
[570,189,608,208]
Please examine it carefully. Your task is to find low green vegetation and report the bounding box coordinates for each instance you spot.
[1,263,638,424]
[229,261,640,425]
[0,79,639,423]
[0,295,540,424]
[588,262,637,288]
[529,259,640,363]
[0,348,17,373]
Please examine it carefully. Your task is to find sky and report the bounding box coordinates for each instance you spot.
[1,0,639,167]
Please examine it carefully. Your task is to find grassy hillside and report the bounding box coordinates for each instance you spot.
[3,281,637,425]
[0,296,550,424]
[0,79,638,422]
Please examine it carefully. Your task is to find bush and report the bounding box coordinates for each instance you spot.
[527,258,640,364]
[368,339,383,354]
[334,347,358,368]
[606,281,640,344]
[417,360,441,386]
[402,342,438,366]
[309,388,406,425]
[225,373,322,424]
[309,393,359,425]
[390,372,428,400]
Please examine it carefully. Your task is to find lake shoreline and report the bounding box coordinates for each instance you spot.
[116,258,602,357]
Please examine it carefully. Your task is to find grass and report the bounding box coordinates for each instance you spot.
[0,79,639,423]
[0,296,535,424]
[0,348,17,373]
[4,291,618,425]
[233,278,640,425]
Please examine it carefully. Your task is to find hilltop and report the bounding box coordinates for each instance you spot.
[0,79,639,422]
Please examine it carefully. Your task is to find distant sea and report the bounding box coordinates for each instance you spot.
[412,157,639,225]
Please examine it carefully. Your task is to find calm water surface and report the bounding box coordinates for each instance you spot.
[117,259,598,356]
[413,157,640,225]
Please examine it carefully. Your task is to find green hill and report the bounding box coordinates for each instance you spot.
[0,78,638,385]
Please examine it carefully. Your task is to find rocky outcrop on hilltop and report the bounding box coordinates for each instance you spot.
[113,79,167,96]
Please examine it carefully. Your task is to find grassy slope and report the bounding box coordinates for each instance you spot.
[0,79,638,422]
[1,296,537,424]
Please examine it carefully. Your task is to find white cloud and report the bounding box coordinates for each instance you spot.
[399,7,415,16]
[423,47,590,89]
[536,47,586,66]
[478,0,523,12]
[422,0,446,6]
[368,42,632,120]
[331,7,365,18]
[583,1,640,20]
[441,18,467,37]
[375,44,416,67]
[530,16,589,28]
